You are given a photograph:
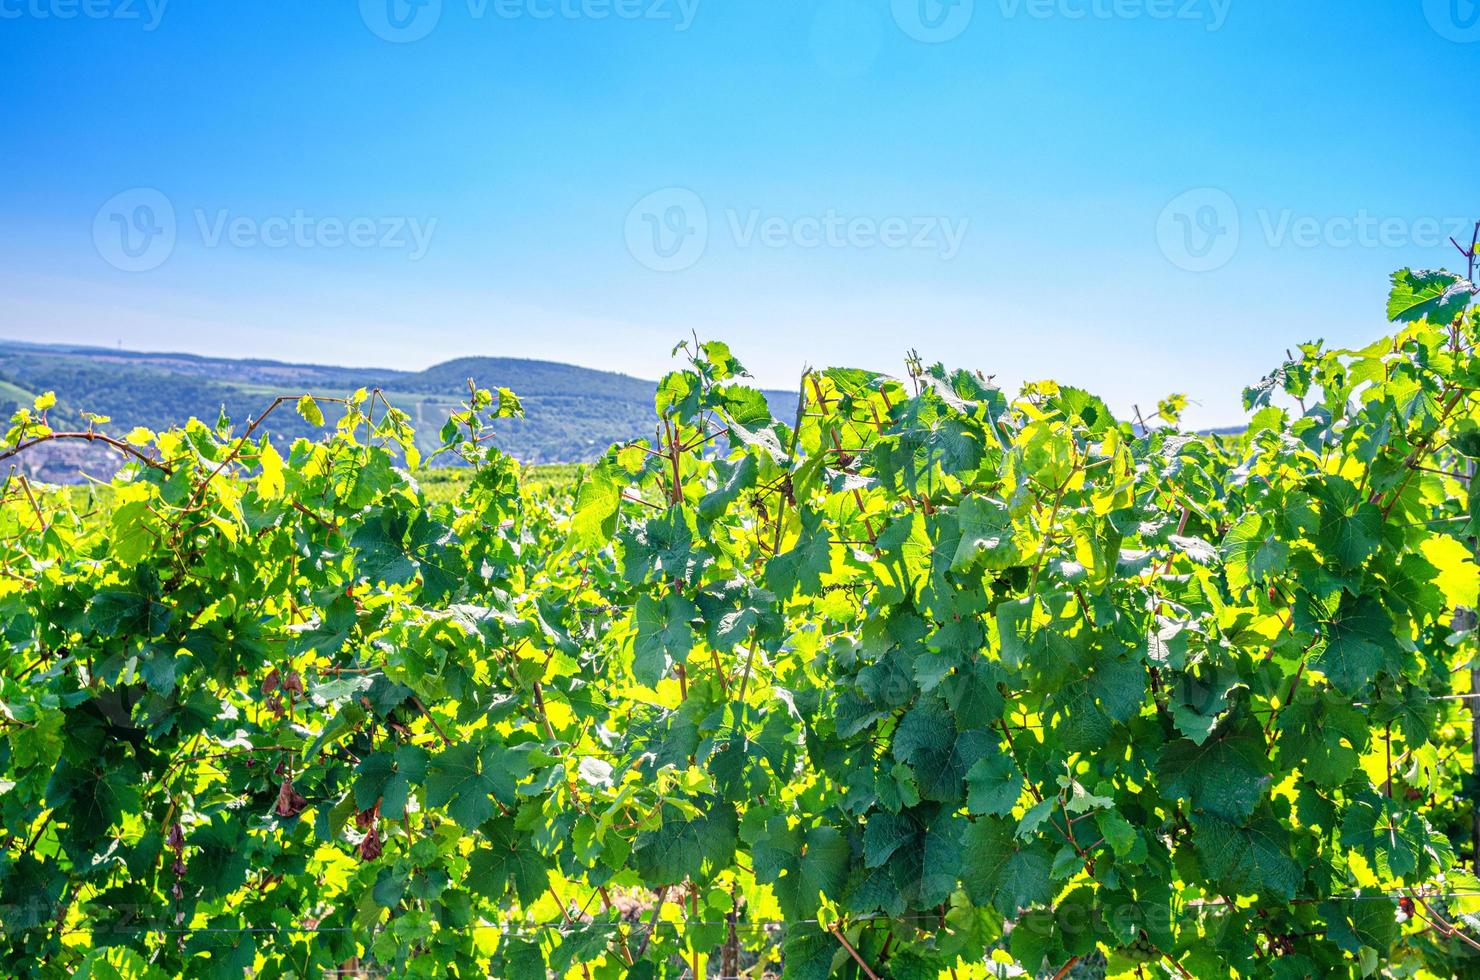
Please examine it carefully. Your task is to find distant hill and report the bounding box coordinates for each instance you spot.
[0,340,798,483]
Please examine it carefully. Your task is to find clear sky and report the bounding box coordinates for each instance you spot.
[2,0,1477,427]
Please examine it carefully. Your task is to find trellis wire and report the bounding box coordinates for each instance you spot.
[27,890,1480,939]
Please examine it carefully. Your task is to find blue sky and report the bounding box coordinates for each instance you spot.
[1,0,1477,426]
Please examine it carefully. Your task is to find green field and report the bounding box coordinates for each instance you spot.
[418,462,586,503]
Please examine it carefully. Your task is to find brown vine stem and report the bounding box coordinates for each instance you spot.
[0,431,171,473]
[635,887,667,959]
[411,697,453,749]
[811,374,877,545]
[1262,636,1318,751]
[1024,459,1077,631]
[24,810,54,855]
[289,500,338,531]
[1154,505,1192,579]
[664,419,683,507]
[1161,951,1194,978]
[11,473,48,533]
[830,925,880,980]
[688,886,702,980]
[770,368,812,561]
[1449,221,1479,282]
[735,625,760,706]
[530,683,558,742]
[546,888,594,980]
[595,886,635,965]
[1410,891,1480,953]
[620,491,662,511]
[176,394,348,523]
[1379,388,1467,520]
[1384,724,1393,797]
[709,646,729,699]
[1050,955,1080,980]
[679,423,729,454]
[995,719,1043,803]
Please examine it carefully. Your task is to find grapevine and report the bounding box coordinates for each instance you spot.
[0,266,1477,978]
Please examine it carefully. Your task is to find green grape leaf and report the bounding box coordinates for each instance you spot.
[892,697,994,804]
[632,593,698,687]
[425,741,518,829]
[965,753,1025,816]
[960,816,1054,917]
[354,744,430,821]
[752,819,850,919]
[1193,813,1302,901]
[632,798,738,885]
[469,819,551,907]
[1386,268,1472,325]
[1156,720,1269,822]
[765,510,833,599]
[1312,593,1395,694]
